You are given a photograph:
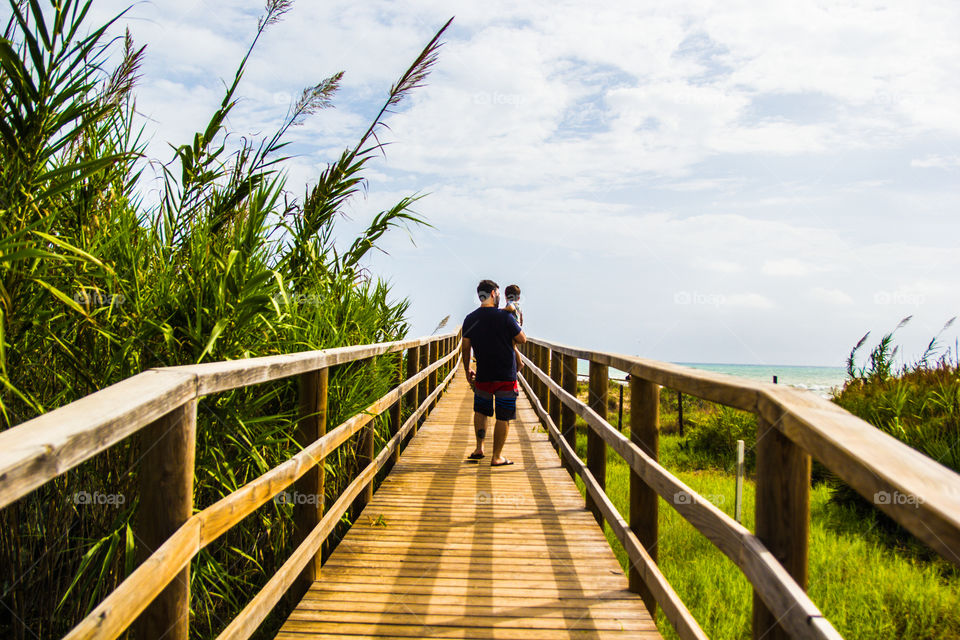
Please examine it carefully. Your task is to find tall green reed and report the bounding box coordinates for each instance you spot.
[0,0,453,637]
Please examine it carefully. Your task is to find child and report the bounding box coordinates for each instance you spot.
[504,284,523,372]
[504,284,523,326]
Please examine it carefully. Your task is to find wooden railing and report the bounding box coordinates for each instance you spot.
[0,329,462,640]
[518,338,960,640]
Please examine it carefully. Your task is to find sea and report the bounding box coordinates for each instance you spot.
[575,361,847,398]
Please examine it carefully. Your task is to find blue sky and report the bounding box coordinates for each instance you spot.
[89,0,960,366]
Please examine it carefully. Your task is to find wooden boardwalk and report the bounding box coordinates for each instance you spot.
[277,372,662,639]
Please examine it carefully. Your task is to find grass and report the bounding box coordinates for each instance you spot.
[565,380,960,639]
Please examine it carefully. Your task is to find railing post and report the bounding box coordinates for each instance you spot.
[537,345,548,407]
[629,376,660,616]
[407,345,420,436]
[586,361,608,525]
[417,344,428,425]
[550,349,562,441]
[428,339,439,410]
[753,416,811,640]
[134,399,197,640]
[530,344,543,404]
[353,361,376,518]
[389,352,403,464]
[292,367,328,601]
[560,353,578,475]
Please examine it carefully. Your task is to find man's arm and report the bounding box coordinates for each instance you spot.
[513,330,527,345]
[461,336,475,383]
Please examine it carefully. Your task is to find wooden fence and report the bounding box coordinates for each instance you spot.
[518,338,960,640]
[0,329,462,640]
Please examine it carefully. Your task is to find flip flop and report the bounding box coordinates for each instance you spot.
[467,452,484,460]
[491,459,514,467]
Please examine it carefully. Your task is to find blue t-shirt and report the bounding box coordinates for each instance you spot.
[462,306,522,382]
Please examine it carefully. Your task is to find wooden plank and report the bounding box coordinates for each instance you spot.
[758,387,960,568]
[57,351,463,640]
[526,336,762,412]
[0,369,196,510]
[279,373,663,639]
[63,519,201,640]
[293,367,328,601]
[389,353,403,465]
[528,337,960,570]
[753,414,811,640]
[550,349,563,441]
[520,349,843,640]
[133,400,197,640]
[519,373,707,640]
[216,363,461,640]
[162,330,460,396]
[429,340,439,410]
[586,360,608,525]
[405,346,419,438]
[560,353,578,477]
[630,377,660,615]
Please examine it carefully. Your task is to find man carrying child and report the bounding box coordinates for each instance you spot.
[461,280,527,466]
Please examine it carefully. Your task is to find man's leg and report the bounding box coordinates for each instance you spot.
[490,419,510,465]
[490,390,517,465]
[472,412,488,456]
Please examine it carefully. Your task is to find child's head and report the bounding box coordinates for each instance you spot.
[504,284,521,302]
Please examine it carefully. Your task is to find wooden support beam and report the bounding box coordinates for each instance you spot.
[407,346,420,436]
[560,354,578,476]
[586,361,608,525]
[389,352,403,465]
[428,340,440,411]
[134,400,197,640]
[630,377,660,616]
[549,349,563,443]
[292,368,328,601]
[417,345,429,426]
[753,415,811,640]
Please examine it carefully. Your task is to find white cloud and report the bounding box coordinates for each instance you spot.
[911,155,960,169]
[80,0,960,365]
[810,287,854,305]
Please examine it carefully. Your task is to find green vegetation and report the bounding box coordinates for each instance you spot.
[567,321,960,639]
[0,1,450,638]
[570,428,960,639]
[831,317,960,539]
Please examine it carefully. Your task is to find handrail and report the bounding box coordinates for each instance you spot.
[0,328,462,640]
[0,331,459,510]
[65,348,461,640]
[519,336,960,640]
[517,371,710,640]
[527,337,960,565]
[519,351,839,640]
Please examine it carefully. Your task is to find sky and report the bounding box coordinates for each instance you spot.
[84,0,960,367]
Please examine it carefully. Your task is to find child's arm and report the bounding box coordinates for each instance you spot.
[514,346,523,371]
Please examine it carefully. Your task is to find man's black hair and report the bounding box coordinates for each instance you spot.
[504,284,520,297]
[477,279,499,295]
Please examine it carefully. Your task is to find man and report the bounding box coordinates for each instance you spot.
[461,279,527,466]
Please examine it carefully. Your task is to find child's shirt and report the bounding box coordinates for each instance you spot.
[505,299,522,326]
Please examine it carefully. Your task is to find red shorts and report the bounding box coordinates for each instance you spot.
[474,380,519,394]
